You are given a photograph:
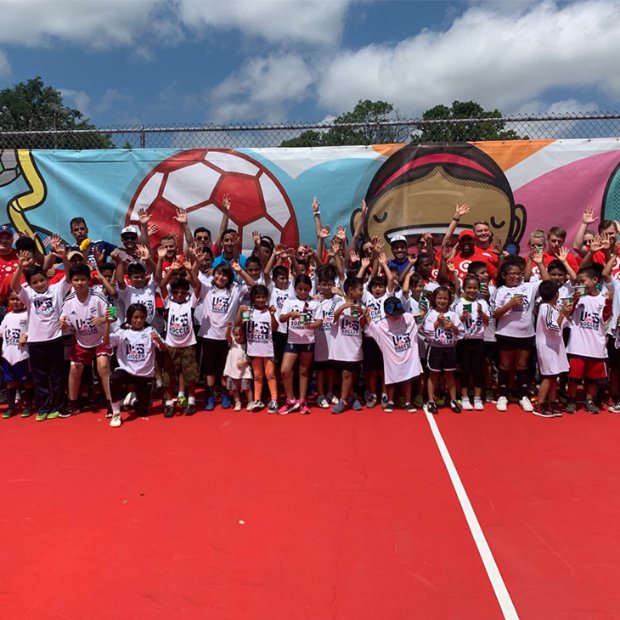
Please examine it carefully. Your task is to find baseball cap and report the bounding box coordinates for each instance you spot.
[390,235,407,245]
[67,249,83,261]
[384,296,405,317]
[458,230,475,241]
[121,225,139,236]
[0,225,13,236]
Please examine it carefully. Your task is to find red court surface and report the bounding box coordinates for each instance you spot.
[2,404,620,619]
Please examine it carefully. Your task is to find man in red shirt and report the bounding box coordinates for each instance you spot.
[0,226,19,304]
[543,226,580,271]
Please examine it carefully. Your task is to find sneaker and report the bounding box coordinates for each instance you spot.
[381,393,388,407]
[414,394,424,408]
[405,402,417,413]
[549,401,563,417]
[533,404,555,418]
[221,393,232,409]
[234,401,242,412]
[436,395,446,407]
[109,414,122,428]
[484,389,495,403]
[205,396,215,411]
[496,396,508,412]
[278,399,298,415]
[186,402,196,416]
[564,401,577,414]
[251,401,265,412]
[268,400,279,414]
[328,394,339,405]
[351,399,363,411]
[519,396,534,412]
[62,403,79,418]
[473,398,484,411]
[317,395,329,409]
[177,395,188,408]
[20,409,32,418]
[331,399,347,414]
[608,401,620,413]
[123,392,138,409]
[299,400,311,415]
[164,404,175,418]
[585,400,600,414]
[450,400,462,414]
[2,409,14,419]
[366,393,378,408]
[461,397,473,410]
[46,411,61,420]
[383,401,395,413]
[35,412,47,422]
[425,401,437,415]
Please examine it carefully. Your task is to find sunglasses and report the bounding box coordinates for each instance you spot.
[122,234,138,240]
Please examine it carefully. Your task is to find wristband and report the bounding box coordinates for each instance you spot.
[314,211,321,215]
[452,217,460,222]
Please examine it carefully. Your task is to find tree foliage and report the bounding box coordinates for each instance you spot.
[0,76,113,149]
[280,99,409,147]
[413,100,526,142]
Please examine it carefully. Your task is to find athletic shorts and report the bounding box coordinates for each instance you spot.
[427,346,458,372]
[606,335,620,369]
[495,335,535,352]
[162,345,199,387]
[568,356,608,382]
[201,338,229,377]
[70,341,112,364]
[0,358,31,384]
[331,360,361,373]
[226,377,252,392]
[284,342,314,354]
[362,335,384,372]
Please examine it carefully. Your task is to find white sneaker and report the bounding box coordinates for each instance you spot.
[474,398,484,411]
[234,401,242,411]
[123,392,138,408]
[496,396,508,412]
[461,397,473,410]
[519,396,534,412]
[109,414,122,428]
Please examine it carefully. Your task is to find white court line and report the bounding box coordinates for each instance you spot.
[424,410,520,620]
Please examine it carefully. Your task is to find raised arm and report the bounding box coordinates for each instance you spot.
[573,207,598,256]
[441,204,470,248]
[174,208,194,248]
[213,194,231,253]
[350,199,367,253]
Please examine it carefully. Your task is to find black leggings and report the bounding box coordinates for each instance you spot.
[457,339,485,389]
[110,369,153,417]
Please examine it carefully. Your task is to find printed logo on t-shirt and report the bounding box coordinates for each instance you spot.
[391,333,412,353]
[125,341,146,362]
[76,318,98,336]
[33,296,54,316]
[367,299,383,321]
[341,317,360,337]
[4,327,21,346]
[464,316,483,335]
[577,306,601,331]
[212,296,230,313]
[433,328,455,345]
[248,319,270,343]
[169,312,190,337]
[510,293,530,313]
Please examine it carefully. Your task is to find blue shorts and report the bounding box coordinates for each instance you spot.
[284,342,314,354]
[1,358,32,384]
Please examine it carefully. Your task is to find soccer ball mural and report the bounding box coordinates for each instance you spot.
[127,149,299,250]
[0,149,20,187]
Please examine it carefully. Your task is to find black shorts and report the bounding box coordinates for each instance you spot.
[273,331,287,365]
[362,335,384,372]
[284,342,314,354]
[427,346,458,372]
[606,335,620,369]
[332,360,361,373]
[495,335,535,352]
[201,338,229,378]
[314,360,331,371]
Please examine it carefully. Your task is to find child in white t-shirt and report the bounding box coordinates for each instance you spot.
[330,276,367,414]
[0,291,33,418]
[238,284,279,413]
[223,322,253,411]
[535,280,571,417]
[104,303,166,427]
[365,296,422,413]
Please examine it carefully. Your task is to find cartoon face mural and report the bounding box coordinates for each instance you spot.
[127,149,299,251]
[351,143,526,257]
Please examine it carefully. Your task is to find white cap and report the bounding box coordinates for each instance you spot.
[121,225,139,236]
[390,234,407,245]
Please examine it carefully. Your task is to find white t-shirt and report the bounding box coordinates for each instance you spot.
[330,307,363,362]
[246,307,275,358]
[223,340,252,380]
[423,309,462,348]
[0,311,29,365]
[567,293,608,359]
[199,283,242,341]
[61,290,109,348]
[452,298,489,340]
[365,314,422,385]
[494,281,539,338]
[536,304,569,375]
[109,327,159,377]
[164,293,198,348]
[363,290,389,324]
[117,279,158,325]
[269,281,295,334]
[314,296,344,362]
[280,297,319,345]
[193,272,213,326]
[18,278,71,342]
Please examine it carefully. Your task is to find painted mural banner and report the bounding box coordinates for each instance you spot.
[0,139,619,261]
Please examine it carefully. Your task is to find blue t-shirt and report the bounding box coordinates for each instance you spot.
[212,254,247,269]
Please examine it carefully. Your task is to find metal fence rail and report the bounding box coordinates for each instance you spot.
[1,113,619,149]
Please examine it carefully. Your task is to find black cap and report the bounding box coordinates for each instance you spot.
[384,296,405,317]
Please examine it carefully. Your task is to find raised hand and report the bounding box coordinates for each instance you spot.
[455,204,470,218]
[147,223,158,237]
[312,196,320,213]
[157,246,167,259]
[92,244,105,266]
[252,230,261,246]
[583,206,598,225]
[361,256,371,269]
[230,259,242,273]
[222,194,231,213]
[558,246,569,262]
[136,243,150,260]
[50,233,63,254]
[138,208,151,225]
[349,249,360,263]
[319,225,331,239]
[174,208,187,224]
[336,224,347,240]
[360,199,368,219]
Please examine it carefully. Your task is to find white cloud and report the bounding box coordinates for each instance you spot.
[317,0,620,116]
[60,88,91,116]
[210,54,314,122]
[0,49,9,76]
[177,0,353,46]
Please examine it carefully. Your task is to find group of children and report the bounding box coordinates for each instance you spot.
[0,203,618,426]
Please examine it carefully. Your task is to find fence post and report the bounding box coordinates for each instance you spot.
[140,127,145,148]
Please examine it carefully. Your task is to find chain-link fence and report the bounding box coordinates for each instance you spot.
[0,113,619,149]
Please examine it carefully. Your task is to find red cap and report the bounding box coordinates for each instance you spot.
[458,230,475,241]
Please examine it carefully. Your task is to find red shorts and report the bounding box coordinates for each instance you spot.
[568,356,607,382]
[71,341,112,364]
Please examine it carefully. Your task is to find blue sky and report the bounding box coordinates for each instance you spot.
[0,0,618,128]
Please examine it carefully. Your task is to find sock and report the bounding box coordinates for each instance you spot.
[165,399,174,406]
[498,370,510,396]
[188,395,195,405]
[22,387,33,409]
[111,401,121,415]
[6,387,16,409]
[177,391,185,399]
[516,370,530,397]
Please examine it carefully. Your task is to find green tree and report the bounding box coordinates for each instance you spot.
[413,100,526,142]
[0,76,113,149]
[280,99,409,147]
